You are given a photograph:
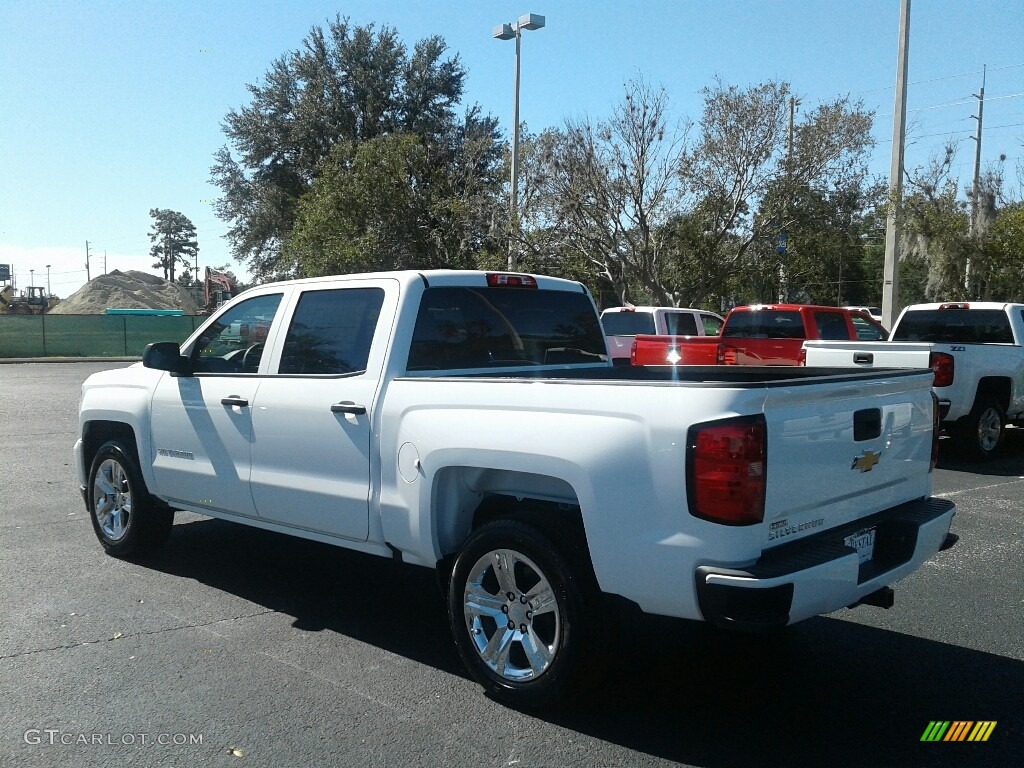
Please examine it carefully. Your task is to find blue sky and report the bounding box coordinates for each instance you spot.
[1,0,1021,297]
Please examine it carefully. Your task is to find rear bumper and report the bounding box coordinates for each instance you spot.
[695,497,956,631]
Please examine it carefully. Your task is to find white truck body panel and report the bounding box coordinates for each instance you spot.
[804,302,1024,424]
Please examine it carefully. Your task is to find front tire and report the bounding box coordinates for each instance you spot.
[447,520,599,709]
[88,440,173,557]
[957,396,1004,460]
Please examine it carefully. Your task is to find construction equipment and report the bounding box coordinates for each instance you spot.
[203,267,235,314]
[0,285,49,314]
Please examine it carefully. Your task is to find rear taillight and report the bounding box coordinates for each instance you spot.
[485,272,537,288]
[687,415,767,525]
[717,344,736,365]
[929,351,955,387]
[797,346,807,366]
[931,392,941,471]
[630,339,638,366]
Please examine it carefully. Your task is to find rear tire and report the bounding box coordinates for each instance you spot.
[88,440,173,557]
[447,520,601,709]
[956,396,1004,460]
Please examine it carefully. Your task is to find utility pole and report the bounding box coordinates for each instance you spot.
[882,0,911,331]
[85,241,91,282]
[966,65,986,293]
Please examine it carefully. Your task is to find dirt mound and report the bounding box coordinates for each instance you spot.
[48,270,198,315]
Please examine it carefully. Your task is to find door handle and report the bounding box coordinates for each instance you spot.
[221,396,249,407]
[331,401,366,415]
[853,352,873,365]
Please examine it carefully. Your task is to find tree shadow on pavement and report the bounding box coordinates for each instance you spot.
[146,517,1022,768]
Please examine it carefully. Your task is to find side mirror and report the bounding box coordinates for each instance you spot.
[143,341,189,374]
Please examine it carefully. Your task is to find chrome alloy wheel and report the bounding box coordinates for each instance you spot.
[463,548,560,682]
[976,406,1002,453]
[92,458,133,541]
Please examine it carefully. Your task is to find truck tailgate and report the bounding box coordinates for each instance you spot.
[759,369,934,549]
[802,340,933,369]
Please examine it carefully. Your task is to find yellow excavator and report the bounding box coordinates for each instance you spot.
[0,285,50,314]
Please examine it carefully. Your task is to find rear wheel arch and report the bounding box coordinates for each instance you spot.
[975,377,1011,413]
[431,467,593,588]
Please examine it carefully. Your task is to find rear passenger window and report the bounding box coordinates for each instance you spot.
[814,312,850,340]
[278,288,384,375]
[663,313,698,335]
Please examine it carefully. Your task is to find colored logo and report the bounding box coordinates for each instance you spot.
[851,450,880,472]
[920,721,997,742]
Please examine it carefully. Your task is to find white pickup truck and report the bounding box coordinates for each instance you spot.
[600,305,724,365]
[75,270,955,707]
[804,301,1024,459]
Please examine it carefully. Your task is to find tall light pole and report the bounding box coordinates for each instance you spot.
[493,12,545,271]
[46,264,51,296]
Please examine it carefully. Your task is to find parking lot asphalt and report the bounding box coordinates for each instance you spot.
[1,361,1021,768]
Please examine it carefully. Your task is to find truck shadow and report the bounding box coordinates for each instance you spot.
[936,425,1024,476]
[146,517,1021,768]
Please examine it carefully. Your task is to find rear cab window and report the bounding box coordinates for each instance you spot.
[893,309,1014,343]
[600,311,656,336]
[407,286,607,371]
[722,310,805,339]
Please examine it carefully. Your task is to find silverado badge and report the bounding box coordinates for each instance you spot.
[851,450,881,473]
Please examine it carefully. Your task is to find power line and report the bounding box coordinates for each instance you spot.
[852,62,1024,96]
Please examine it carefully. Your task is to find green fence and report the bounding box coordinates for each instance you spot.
[0,315,204,358]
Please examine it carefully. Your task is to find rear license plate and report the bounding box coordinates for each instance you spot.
[845,527,876,563]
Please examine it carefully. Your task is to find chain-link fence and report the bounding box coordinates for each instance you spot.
[0,315,204,358]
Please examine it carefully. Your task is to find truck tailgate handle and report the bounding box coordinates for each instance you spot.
[221,396,249,407]
[331,401,367,415]
[853,352,874,364]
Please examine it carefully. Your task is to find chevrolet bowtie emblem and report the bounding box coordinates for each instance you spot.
[851,450,881,472]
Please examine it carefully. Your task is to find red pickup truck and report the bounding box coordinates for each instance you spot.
[631,304,886,366]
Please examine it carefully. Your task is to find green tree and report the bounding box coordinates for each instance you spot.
[211,16,476,280]
[530,78,876,307]
[148,209,198,284]
[286,109,503,275]
[978,202,1024,300]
